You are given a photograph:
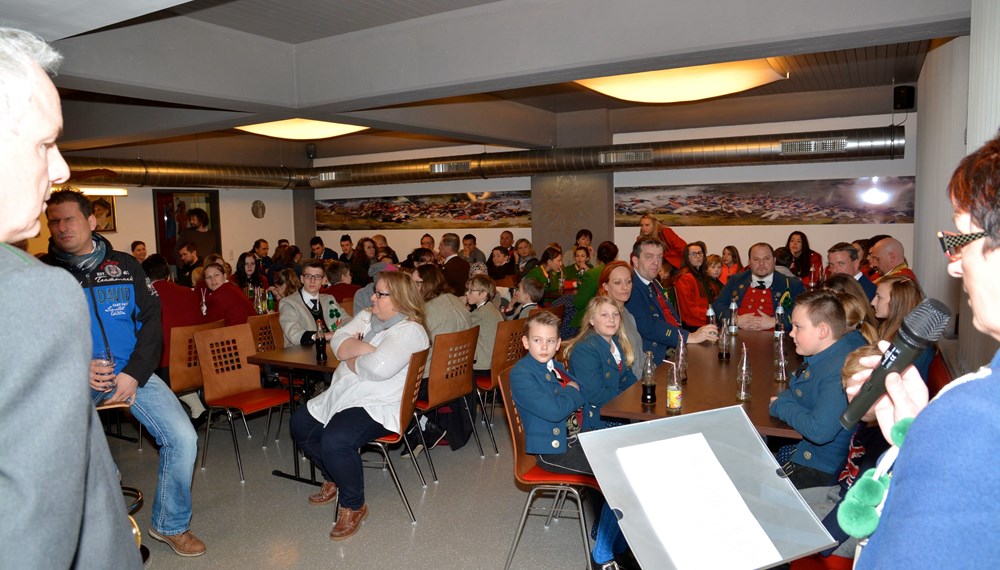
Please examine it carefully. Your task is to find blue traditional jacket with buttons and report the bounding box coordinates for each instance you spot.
[711,270,805,331]
[510,355,585,455]
[769,330,866,474]
[568,332,637,431]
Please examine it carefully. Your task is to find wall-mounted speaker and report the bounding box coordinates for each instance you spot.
[306,143,317,159]
[893,86,915,111]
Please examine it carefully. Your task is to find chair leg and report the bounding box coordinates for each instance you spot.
[545,489,566,528]
[401,430,427,488]
[505,488,540,570]
[263,408,274,448]
[462,396,485,458]
[241,412,252,439]
[200,408,214,470]
[227,410,246,483]
[372,443,416,523]
[474,390,499,456]
[567,488,592,568]
[414,412,438,483]
[275,403,286,442]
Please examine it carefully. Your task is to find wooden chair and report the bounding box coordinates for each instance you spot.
[339,298,354,317]
[529,303,565,323]
[168,320,226,395]
[362,349,429,523]
[498,366,599,570]
[476,318,528,428]
[247,313,282,352]
[414,326,481,482]
[927,347,953,399]
[495,275,517,289]
[194,323,291,482]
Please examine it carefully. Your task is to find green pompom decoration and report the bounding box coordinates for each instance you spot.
[838,497,880,538]
[890,417,914,447]
[851,474,888,506]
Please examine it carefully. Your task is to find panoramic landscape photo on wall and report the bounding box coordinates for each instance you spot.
[316,191,531,230]
[616,176,915,226]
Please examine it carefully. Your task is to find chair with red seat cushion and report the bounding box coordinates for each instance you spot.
[363,348,430,523]
[474,317,528,448]
[498,366,599,570]
[194,323,291,482]
[415,326,481,482]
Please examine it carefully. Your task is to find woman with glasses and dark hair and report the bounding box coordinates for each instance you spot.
[289,271,429,541]
[278,259,350,346]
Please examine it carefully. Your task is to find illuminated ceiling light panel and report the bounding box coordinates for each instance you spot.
[236,118,368,140]
[78,186,129,196]
[576,58,788,104]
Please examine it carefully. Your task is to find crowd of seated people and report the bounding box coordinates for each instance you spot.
[107,219,926,559]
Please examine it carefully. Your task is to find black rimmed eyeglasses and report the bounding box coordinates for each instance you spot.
[938,230,988,262]
[373,290,391,299]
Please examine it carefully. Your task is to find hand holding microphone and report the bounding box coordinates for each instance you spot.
[840,298,951,430]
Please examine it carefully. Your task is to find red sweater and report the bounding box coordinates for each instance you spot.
[151,280,205,368]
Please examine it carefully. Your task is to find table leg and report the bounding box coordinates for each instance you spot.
[271,368,322,487]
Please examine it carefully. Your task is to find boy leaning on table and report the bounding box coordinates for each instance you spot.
[769,289,866,490]
[509,311,628,569]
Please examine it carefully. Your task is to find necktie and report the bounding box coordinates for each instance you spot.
[649,282,680,327]
[756,280,766,289]
[310,299,319,311]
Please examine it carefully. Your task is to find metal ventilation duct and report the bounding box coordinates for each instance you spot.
[65,126,903,190]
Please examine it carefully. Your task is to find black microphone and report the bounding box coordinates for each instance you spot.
[839,298,951,430]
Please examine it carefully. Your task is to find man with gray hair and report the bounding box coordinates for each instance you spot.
[0,27,140,567]
[827,241,877,300]
[869,236,918,284]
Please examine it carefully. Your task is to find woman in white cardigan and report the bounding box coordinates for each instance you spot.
[289,271,429,541]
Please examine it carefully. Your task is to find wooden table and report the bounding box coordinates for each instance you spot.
[601,330,803,439]
[247,345,340,485]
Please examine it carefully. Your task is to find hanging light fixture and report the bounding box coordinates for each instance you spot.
[236,118,368,140]
[576,58,789,104]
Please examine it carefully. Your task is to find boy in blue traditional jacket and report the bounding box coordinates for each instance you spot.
[770,289,866,489]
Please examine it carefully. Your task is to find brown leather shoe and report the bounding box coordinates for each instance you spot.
[329,504,368,541]
[147,528,206,557]
[308,481,339,505]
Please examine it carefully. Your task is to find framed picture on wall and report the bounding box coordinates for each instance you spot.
[152,189,222,265]
[87,195,117,233]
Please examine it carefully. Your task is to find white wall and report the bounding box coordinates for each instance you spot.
[28,187,297,262]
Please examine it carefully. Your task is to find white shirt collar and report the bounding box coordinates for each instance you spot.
[751,273,774,289]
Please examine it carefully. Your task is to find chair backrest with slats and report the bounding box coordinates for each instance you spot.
[167,319,225,394]
[498,366,536,481]
[396,349,430,435]
[248,313,282,353]
[484,318,528,391]
[193,323,263,403]
[529,304,565,322]
[424,326,480,408]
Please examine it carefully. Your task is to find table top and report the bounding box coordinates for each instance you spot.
[247,344,341,373]
[601,329,803,439]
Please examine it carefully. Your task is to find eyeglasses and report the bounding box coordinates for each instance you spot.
[688,251,704,257]
[373,290,391,299]
[301,274,324,281]
[938,230,988,261]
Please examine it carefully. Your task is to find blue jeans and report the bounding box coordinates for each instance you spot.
[93,374,197,535]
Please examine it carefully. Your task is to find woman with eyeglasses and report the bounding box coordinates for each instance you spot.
[289,270,429,541]
[673,241,722,330]
[278,259,350,346]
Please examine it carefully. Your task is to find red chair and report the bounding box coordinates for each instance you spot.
[194,323,291,482]
[498,366,599,570]
[363,348,430,523]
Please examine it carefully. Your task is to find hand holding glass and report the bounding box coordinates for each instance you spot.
[92,351,116,392]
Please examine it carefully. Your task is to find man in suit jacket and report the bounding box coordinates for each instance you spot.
[827,241,877,300]
[626,238,718,363]
[279,259,351,346]
[0,27,140,567]
[440,232,471,296]
[712,242,806,331]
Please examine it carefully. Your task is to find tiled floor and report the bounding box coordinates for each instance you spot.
[107,408,596,569]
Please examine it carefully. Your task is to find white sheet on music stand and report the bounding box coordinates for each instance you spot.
[616,432,782,569]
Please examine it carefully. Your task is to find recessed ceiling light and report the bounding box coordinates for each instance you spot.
[236,118,368,140]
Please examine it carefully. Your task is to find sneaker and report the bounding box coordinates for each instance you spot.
[423,422,448,450]
[399,428,423,459]
[148,528,206,557]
